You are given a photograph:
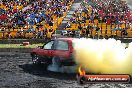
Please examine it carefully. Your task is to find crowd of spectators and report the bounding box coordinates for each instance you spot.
[87,0,132,24]
[0,0,72,26]
[0,0,74,39]
[0,0,30,26]
[65,0,132,38]
[72,0,132,24]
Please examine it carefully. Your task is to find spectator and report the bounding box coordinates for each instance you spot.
[66,22,71,28]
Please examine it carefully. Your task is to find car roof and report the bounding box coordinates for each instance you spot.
[56,38,77,41]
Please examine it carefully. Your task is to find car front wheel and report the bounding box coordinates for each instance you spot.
[32,54,40,64]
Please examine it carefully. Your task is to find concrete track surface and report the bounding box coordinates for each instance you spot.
[0,52,132,88]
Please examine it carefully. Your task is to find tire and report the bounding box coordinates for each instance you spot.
[32,54,40,64]
[52,56,61,67]
[77,76,87,85]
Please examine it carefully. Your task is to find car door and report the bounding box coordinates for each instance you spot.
[53,40,70,60]
[37,40,55,57]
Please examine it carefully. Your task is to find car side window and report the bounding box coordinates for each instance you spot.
[43,41,54,49]
[56,41,68,50]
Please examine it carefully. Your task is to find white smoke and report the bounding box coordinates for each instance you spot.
[73,38,132,75]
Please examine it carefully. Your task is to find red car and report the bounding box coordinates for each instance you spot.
[31,38,76,67]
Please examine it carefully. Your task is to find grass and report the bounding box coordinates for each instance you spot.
[0,43,43,48]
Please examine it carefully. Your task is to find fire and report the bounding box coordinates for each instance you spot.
[78,66,86,76]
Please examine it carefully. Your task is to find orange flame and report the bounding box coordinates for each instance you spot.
[78,66,86,76]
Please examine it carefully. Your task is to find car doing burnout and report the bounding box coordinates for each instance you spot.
[31,38,76,67]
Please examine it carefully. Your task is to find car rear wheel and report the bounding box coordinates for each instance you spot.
[52,56,61,67]
[47,56,62,72]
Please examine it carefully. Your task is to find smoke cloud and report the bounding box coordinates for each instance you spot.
[73,38,132,75]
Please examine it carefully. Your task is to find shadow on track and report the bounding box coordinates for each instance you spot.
[19,64,76,80]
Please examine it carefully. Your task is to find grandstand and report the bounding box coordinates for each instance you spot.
[0,0,132,39]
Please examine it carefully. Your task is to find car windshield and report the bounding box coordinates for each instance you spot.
[44,41,54,49]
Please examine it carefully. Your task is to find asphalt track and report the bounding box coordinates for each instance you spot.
[0,52,132,88]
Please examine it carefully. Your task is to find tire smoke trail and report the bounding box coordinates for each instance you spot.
[73,38,132,75]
